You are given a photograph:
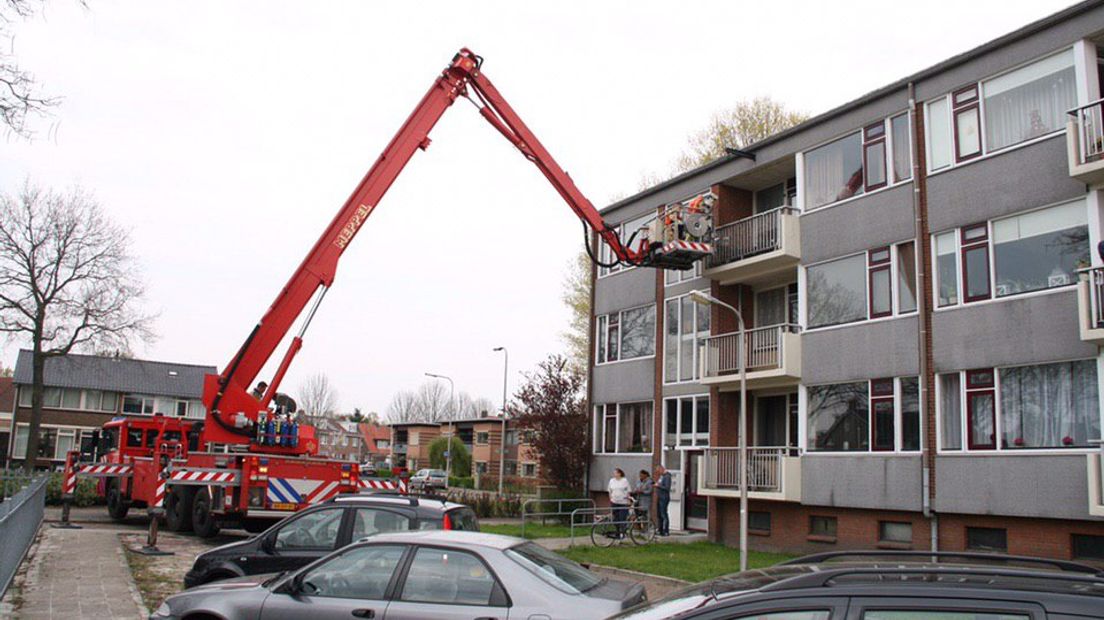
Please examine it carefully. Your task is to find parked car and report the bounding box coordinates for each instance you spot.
[409,468,448,492]
[183,493,478,588]
[157,531,645,620]
[611,550,1104,620]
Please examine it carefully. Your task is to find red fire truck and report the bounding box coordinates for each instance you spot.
[63,48,711,537]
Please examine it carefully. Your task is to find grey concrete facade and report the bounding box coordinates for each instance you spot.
[588,1,1104,551]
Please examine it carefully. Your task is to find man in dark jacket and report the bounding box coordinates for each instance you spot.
[654,465,672,536]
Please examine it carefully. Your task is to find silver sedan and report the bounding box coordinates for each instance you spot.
[152,530,646,620]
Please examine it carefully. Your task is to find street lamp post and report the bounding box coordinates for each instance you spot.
[690,289,748,573]
[493,347,509,495]
[425,372,455,479]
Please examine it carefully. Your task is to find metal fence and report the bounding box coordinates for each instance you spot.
[702,447,791,493]
[707,207,794,268]
[0,473,47,599]
[702,324,799,378]
[1069,99,1104,165]
[520,497,594,538]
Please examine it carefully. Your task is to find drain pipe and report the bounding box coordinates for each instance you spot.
[908,81,936,551]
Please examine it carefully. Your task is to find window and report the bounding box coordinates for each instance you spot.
[935,231,958,306]
[749,511,771,533]
[756,284,798,327]
[521,463,537,478]
[984,49,1076,152]
[299,545,405,600]
[12,426,27,458]
[807,254,866,328]
[754,178,797,213]
[55,429,76,460]
[475,432,489,445]
[863,122,887,191]
[61,388,81,409]
[865,612,1025,620]
[966,369,996,450]
[475,462,488,474]
[804,132,864,209]
[926,96,952,171]
[665,293,710,383]
[503,460,517,476]
[42,388,61,408]
[607,402,652,453]
[961,224,991,303]
[736,614,830,620]
[999,360,1099,449]
[900,377,921,451]
[871,378,895,451]
[665,262,703,285]
[664,396,709,447]
[596,305,655,363]
[896,241,917,313]
[952,85,982,162]
[352,508,412,539]
[122,395,155,416]
[599,212,655,277]
[506,541,603,595]
[808,382,869,452]
[890,113,911,182]
[274,508,344,550]
[35,428,57,459]
[868,248,892,319]
[992,201,1088,297]
[879,521,912,544]
[810,515,837,538]
[1072,534,1104,561]
[966,526,1007,552]
[17,387,30,408]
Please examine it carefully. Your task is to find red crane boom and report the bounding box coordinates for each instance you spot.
[201,49,711,451]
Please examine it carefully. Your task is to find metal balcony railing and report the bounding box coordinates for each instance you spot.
[1069,99,1104,166]
[707,207,795,268]
[1086,267,1104,329]
[702,447,794,493]
[702,324,799,377]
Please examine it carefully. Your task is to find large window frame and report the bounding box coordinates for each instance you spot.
[596,303,656,365]
[804,240,918,331]
[805,376,921,454]
[597,211,656,278]
[593,401,654,455]
[664,291,711,384]
[924,47,1078,174]
[936,360,1102,453]
[663,394,710,448]
[932,200,1090,310]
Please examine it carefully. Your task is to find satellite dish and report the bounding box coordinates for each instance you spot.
[684,212,711,238]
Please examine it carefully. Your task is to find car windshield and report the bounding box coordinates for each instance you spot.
[447,507,479,531]
[505,541,603,594]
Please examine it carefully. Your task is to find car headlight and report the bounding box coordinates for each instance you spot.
[151,601,173,618]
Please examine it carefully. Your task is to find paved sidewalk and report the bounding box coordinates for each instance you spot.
[13,526,146,619]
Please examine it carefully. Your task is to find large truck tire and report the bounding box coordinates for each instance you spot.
[192,488,221,538]
[106,481,129,521]
[165,486,196,532]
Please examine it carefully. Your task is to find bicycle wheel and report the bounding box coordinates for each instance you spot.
[629,514,656,545]
[591,516,620,547]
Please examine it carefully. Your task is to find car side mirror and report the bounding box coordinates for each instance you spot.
[276,573,302,595]
[262,534,276,553]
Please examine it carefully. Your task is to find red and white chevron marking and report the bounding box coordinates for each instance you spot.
[152,480,166,508]
[170,470,236,483]
[662,240,712,254]
[62,452,77,496]
[77,463,132,476]
[305,480,342,504]
[358,478,408,494]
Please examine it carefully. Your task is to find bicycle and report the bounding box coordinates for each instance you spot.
[590,507,656,546]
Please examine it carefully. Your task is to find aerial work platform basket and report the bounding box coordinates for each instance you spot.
[635,191,715,270]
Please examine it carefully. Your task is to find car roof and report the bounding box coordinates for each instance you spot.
[365,530,525,550]
[328,493,469,513]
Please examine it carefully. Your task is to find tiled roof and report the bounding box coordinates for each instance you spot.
[12,349,216,399]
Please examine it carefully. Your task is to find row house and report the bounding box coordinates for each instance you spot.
[588,0,1104,563]
[387,417,542,481]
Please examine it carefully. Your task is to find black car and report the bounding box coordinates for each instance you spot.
[184,493,479,588]
[613,551,1104,620]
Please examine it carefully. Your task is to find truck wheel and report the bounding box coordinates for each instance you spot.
[192,488,221,538]
[165,487,195,532]
[106,482,129,521]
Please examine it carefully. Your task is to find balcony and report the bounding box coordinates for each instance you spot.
[704,207,800,286]
[392,443,408,454]
[699,324,801,389]
[1077,267,1104,344]
[1090,444,1104,517]
[697,447,802,502]
[1066,100,1104,186]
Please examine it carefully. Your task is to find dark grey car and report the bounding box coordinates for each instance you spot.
[153,531,645,620]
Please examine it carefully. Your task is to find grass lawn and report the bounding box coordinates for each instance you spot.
[481,522,575,539]
[560,541,795,583]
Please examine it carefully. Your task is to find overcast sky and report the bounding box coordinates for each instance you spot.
[0,0,1077,415]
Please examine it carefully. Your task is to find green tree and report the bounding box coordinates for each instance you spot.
[560,251,591,374]
[428,435,471,477]
[675,96,808,172]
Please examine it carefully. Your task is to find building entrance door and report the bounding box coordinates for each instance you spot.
[684,449,707,531]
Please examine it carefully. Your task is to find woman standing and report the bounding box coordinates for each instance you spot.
[607,468,632,538]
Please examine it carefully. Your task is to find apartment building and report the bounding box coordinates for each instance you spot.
[389,422,440,471]
[387,417,543,482]
[588,0,1104,562]
[8,350,214,468]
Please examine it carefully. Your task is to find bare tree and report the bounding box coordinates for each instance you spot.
[298,372,338,417]
[414,380,451,421]
[384,381,496,424]
[560,251,591,375]
[675,97,808,172]
[0,182,154,471]
[385,388,420,423]
[456,392,496,418]
[1,1,64,138]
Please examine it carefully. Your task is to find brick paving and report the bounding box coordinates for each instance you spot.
[13,526,147,619]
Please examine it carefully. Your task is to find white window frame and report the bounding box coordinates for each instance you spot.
[663,290,711,384]
[924,47,1078,176]
[662,394,710,448]
[597,211,656,279]
[594,400,655,455]
[802,240,917,332]
[595,303,656,365]
[935,358,1104,455]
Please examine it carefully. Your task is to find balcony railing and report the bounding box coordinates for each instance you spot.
[702,447,794,493]
[1087,267,1104,329]
[1069,99,1104,166]
[703,324,799,377]
[707,207,796,268]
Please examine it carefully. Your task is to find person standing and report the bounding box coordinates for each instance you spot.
[633,469,654,521]
[654,465,672,536]
[607,468,632,538]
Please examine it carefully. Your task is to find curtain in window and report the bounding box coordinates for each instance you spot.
[1000,359,1099,448]
[939,373,962,450]
[983,50,1076,152]
[679,298,695,381]
[617,402,652,453]
[664,300,678,382]
[804,133,863,209]
[755,288,787,326]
